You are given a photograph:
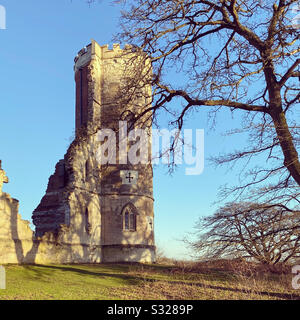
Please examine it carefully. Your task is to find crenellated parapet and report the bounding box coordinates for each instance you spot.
[74,41,138,73]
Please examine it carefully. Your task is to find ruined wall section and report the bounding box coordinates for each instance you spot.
[61,132,102,260]
[31,134,102,262]
[0,193,34,264]
[32,160,68,237]
[0,190,101,264]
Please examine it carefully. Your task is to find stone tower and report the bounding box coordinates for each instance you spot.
[32,40,155,263]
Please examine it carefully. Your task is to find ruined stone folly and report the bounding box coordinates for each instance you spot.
[0,40,156,264]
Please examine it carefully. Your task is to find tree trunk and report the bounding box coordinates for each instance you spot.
[272,111,300,186]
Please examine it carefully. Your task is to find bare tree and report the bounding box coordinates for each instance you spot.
[187,203,300,265]
[86,0,300,206]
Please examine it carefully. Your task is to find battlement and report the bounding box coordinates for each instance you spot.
[74,43,92,73]
[74,40,140,72]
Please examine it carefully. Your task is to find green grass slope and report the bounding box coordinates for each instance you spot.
[0,263,298,300]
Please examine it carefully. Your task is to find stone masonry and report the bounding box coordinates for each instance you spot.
[0,40,155,264]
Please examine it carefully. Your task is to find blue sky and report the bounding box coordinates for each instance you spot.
[0,0,249,259]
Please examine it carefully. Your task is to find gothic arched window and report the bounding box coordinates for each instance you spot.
[121,203,138,231]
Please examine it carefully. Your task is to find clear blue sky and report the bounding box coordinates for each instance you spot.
[0,0,248,259]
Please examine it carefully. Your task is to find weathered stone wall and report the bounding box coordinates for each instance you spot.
[0,193,35,264]
[0,192,102,264]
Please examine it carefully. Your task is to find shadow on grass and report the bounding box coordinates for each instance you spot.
[20,264,300,300]
[22,264,141,286]
[158,279,300,300]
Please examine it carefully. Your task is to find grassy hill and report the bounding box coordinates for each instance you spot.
[0,262,298,300]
